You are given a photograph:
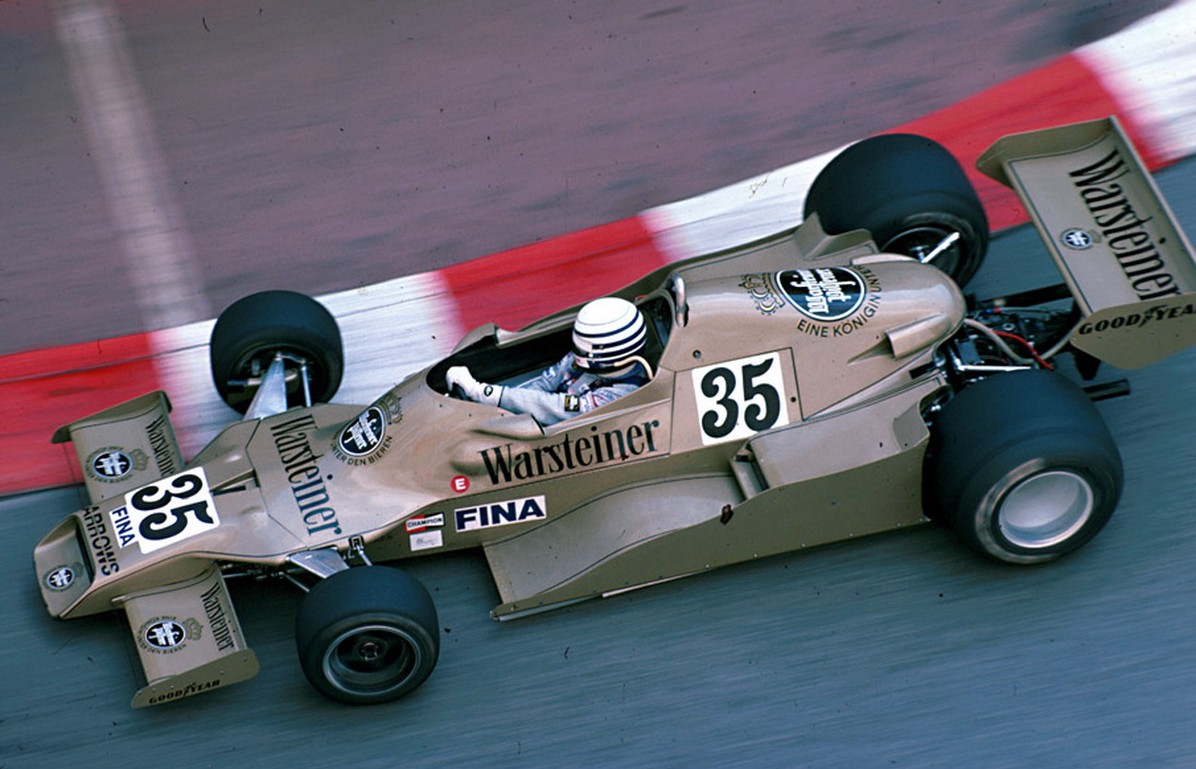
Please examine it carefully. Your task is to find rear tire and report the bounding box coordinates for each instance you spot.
[804,133,989,287]
[925,370,1123,563]
[210,290,343,413]
[295,566,440,705]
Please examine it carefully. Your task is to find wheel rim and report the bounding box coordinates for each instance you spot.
[322,623,423,697]
[998,470,1095,549]
[882,225,969,276]
[225,347,319,410]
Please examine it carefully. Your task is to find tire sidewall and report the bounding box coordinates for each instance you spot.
[295,566,440,705]
[299,611,439,705]
[804,133,988,286]
[209,290,344,412]
[956,446,1120,564]
[927,370,1124,564]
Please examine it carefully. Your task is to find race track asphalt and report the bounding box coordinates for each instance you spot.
[3,2,1195,768]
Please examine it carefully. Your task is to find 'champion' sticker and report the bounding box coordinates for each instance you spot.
[405,513,445,533]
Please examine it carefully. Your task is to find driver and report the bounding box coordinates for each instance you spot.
[446,297,650,425]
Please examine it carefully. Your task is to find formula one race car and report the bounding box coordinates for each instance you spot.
[34,117,1196,708]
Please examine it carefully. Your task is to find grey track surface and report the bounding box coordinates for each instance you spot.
[5,2,1196,768]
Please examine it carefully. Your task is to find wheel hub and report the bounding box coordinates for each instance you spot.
[355,638,385,662]
[999,470,1095,549]
[323,624,421,696]
[883,226,963,266]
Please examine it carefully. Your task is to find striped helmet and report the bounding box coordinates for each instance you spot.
[572,297,647,372]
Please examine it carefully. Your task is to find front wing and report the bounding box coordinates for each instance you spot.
[118,565,259,707]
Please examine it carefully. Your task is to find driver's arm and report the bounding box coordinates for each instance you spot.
[514,354,571,393]
[497,382,639,426]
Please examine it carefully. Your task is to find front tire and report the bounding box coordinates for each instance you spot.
[295,566,440,705]
[925,370,1123,563]
[804,133,989,287]
[209,290,344,413]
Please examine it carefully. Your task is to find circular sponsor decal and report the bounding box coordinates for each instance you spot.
[337,406,387,457]
[451,475,470,493]
[1061,228,1095,250]
[88,448,133,481]
[142,619,188,651]
[776,267,867,322]
[45,565,76,591]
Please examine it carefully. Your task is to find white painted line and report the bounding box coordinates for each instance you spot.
[54,0,211,332]
[640,148,844,262]
[321,269,464,403]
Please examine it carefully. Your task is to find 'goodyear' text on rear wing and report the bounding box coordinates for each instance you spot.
[977,116,1196,369]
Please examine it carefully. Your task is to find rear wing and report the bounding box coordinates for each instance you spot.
[977,117,1196,369]
[53,391,185,504]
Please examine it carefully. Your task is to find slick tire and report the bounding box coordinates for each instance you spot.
[925,370,1123,564]
[295,566,440,705]
[210,290,344,413]
[804,133,989,287]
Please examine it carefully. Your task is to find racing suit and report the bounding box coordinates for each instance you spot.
[452,352,649,426]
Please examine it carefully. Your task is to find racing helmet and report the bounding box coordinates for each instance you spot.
[572,297,647,372]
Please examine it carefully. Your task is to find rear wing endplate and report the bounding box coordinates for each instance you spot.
[53,391,185,504]
[118,564,259,707]
[977,116,1196,368]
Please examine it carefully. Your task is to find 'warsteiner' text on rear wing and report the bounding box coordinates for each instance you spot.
[977,116,1196,369]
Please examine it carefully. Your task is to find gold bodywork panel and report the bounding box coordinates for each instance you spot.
[486,377,939,618]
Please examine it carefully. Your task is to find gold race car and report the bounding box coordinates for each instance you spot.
[34,118,1196,707]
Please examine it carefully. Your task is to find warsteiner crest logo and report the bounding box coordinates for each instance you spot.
[85,446,148,483]
[776,267,867,322]
[337,406,387,457]
[334,393,402,465]
[1061,228,1095,250]
[138,616,203,654]
[44,564,80,592]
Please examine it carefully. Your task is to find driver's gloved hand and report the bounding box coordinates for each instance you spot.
[446,366,503,406]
